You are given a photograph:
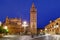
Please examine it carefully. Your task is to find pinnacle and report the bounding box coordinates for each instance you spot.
[32,3,35,8]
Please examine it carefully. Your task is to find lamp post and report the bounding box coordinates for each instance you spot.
[22,21,28,34]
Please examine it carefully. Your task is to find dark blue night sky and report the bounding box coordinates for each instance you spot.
[0,0,60,28]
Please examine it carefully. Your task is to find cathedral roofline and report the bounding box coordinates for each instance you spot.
[55,17,60,21]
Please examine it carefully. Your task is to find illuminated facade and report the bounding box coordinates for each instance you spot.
[30,3,37,34]
[3,16,23,34]
[37,28,45,35]
[45,18,60,34]
[3,3,37,34]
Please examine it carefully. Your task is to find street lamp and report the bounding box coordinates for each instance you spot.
[3,26,8,29]
[45,28,47,31]
[3,26,8,34]
[22,21,28,34]
[0,21,2,26]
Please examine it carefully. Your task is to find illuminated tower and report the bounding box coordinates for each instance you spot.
[30,3,37,34]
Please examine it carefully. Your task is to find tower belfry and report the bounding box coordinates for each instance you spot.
[30,3,37,34]
[30,3,36,12]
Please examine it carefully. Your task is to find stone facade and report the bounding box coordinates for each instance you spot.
[3,3,37,35]
[3,17,23,34]
[30,3,37,34]
[45,18,60,34]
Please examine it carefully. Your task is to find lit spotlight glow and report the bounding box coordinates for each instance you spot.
[3,26,8,29]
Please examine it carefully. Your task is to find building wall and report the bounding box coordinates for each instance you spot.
[45,18,60,34]
[3,17,23,34]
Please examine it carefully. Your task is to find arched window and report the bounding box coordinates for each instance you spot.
[56,23,58,25]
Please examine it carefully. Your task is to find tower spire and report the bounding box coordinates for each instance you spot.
[30,2,36,12]
[30,3,37,34]
[32,3,35,8]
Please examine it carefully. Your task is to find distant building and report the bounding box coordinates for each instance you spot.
[45,18,60,34]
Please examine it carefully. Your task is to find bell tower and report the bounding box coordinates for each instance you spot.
[30,3,37,34]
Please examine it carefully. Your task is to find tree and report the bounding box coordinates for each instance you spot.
[0,26,3,34]
[0,26,8,34]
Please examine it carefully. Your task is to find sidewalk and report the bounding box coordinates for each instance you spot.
[3,35,19,38]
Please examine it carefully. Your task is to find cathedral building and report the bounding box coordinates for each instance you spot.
[3,3,37,35]
[45,18,60,34]
[3,16,23,34]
